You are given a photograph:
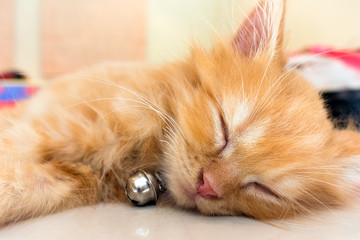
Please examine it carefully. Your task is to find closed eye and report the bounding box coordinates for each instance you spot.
[220,115,229,151]
[243,182,280,199]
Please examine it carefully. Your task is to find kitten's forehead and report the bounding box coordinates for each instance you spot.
[221,95,251,128]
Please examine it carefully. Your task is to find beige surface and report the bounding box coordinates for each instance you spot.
[1,203,360,240]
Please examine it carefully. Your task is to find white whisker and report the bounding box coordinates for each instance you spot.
[295,175,360,196]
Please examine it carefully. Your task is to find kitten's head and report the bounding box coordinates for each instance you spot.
[162,0,360,219]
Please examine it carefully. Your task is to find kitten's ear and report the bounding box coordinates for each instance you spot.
[233,0,285,59]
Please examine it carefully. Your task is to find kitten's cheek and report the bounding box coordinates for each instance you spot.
[180,183,197,201]
[169,180,197,207]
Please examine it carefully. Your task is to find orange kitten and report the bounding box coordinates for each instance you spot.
[0,0,359,224]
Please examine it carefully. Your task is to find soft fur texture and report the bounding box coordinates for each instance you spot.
[1,0,360,224]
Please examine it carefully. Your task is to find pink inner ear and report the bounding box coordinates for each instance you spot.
[233,1,276,57]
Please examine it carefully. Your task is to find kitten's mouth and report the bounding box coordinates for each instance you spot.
[175,169,223,207]
[179,184,219,206]
[179,179,222,203]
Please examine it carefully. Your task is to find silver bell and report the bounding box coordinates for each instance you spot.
[125,170,164,206]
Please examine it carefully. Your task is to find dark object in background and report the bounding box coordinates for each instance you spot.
[1,71,26,80]
[322,90,360,129]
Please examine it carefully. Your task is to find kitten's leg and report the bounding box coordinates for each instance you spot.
[0,104,105,225]
[0,75,156,224]
[0,159,100,225]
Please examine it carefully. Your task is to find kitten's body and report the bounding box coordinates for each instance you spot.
[1,0,360,224]
[0,62,184,222]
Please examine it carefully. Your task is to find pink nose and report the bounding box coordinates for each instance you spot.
[196,171,219,199]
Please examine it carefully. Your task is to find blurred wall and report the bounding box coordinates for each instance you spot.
[0,0,13,71]
[147,0,223,63]
[13,0,41,80]
[148,0,360,62]
[42,0,146,77]
[1,0,360,79]
[286,0,360,50]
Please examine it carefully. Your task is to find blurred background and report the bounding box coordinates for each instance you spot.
[0,0,360,126]
[1,0,360,81]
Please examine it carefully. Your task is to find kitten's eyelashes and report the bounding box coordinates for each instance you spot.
[242,182,279,199]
